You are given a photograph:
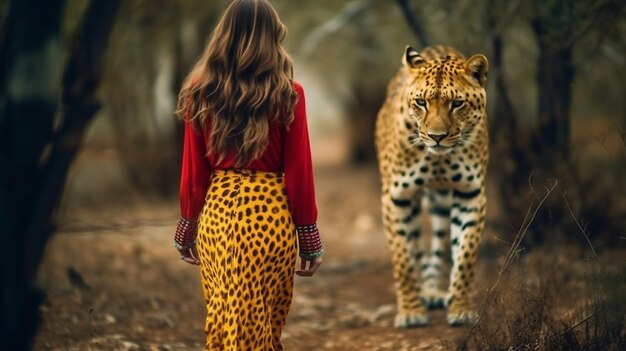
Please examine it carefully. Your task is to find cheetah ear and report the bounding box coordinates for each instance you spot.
[465,54,489,87]
[403,46,425,70]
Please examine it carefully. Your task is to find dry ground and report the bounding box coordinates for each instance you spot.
[32,148,625,350]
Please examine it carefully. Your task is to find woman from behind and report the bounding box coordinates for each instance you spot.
[172,1,324,350]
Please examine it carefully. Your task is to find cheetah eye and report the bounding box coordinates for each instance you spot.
[415,98,427,108]
[451,100,464,110]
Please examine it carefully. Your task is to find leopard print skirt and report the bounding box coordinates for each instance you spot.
[197,169,297,351]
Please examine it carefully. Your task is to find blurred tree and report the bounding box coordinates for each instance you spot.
[100,0,225,197]
[396,0,431,47]
[0,0,119,348]
[530,0,623,164]
[347,3,387,164]
[103,1,181,197]
[487,0,625,244]
[357,0,626,244]
[393,0,625,244]
[293,0,625,243]
[298,0,417,164]
[299,0,380,163]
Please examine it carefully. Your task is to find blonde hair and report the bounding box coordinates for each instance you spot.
[176,0,296,166]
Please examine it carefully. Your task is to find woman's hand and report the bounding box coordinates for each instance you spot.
[295,256,322,277]
[178,245,200,265]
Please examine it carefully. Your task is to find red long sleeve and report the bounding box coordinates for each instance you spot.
[174,81,322,258]
[283,83,318,227]
[179,122,212,221]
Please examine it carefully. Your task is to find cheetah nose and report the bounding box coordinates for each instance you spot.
[428,133,448,143]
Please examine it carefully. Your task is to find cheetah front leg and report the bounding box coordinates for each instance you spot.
[446,187,485,326]
[382,192,428,327]
[420,190,452,309]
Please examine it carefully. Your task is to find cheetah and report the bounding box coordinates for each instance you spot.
[375,45,489,327]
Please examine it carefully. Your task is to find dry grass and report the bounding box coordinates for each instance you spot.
[455,180,626,351]
[457,260,626,350]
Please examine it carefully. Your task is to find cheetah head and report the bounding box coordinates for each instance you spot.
[402,46,488,155]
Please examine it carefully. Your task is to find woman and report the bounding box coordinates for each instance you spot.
[172,0,323,349]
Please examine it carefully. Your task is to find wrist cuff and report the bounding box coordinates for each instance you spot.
[297,223,323,259]
[174,217,197,248]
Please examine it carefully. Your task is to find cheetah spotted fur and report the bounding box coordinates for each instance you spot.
[375,45,489,327]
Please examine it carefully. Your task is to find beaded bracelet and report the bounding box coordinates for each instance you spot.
[174,239,197,251]
[297,223,323,259]
[174,217,197,250]
[300,248,324,260]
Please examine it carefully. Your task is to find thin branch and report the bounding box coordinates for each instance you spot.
[490,234,511,245]
[299,0,375,58]
[563,194,597,258]
[499,179,558,279]
[471,179,558,330]
[612,117,626,149]
[527,172,537,198]
[568,313,595,331]
[592,134,616,160]
[601,44,626,67]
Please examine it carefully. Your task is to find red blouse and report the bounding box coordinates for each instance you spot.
[178,82,318,228]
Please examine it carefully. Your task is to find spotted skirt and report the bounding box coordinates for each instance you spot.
[196,169,298,351]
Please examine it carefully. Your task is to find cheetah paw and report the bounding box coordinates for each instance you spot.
[446,309,478,326]
[394,312,429,328]
[420,289,447,309]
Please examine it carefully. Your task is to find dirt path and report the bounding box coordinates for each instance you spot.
[34,165,497,350]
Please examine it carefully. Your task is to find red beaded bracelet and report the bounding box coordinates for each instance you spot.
[174,217,197,250]
[297,223,323,259]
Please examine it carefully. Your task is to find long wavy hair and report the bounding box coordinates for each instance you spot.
[176,0,297,166]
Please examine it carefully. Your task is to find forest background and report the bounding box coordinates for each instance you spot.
[1,0,625,350]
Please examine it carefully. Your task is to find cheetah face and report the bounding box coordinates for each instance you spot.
[403,46,488,155]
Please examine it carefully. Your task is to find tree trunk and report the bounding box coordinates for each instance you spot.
[487,1,576,244]
[487,5,534,232]
[348,10,386,164]
[0,2,65,348]
[395,0,431,48]
[489,0,623,246]
[534,36,574,165]
[347,85,385,164]
[0,1,120,348]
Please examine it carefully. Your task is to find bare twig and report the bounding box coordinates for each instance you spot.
[593,134,616,159]
[527,172,540,200]
[501,179,558,279]
[611,118,626,149]
[490,234,511,245]
[471,179,558,331]
[299,0,375,58]
[563,194,597,258]
[601,44,626,67]
[568,313,595,331]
